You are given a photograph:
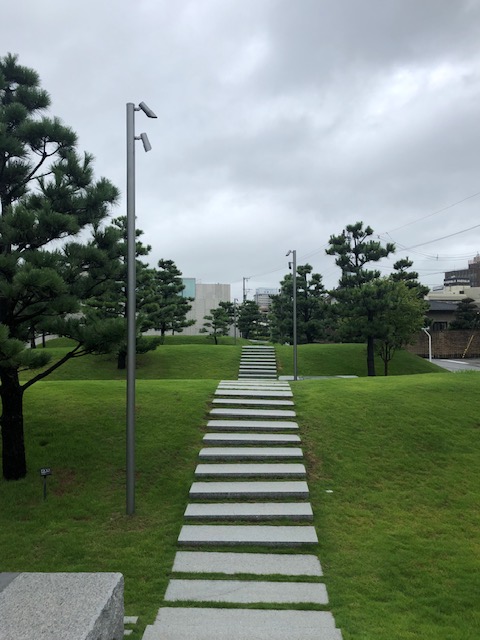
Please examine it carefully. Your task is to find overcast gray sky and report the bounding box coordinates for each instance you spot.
[3,0,480,300]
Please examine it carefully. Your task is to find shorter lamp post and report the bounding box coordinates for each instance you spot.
[286,249,298,381]
[422,327,432,362]
[233,298,238,344]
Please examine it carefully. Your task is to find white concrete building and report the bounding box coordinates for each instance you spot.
[180,279,231,335]
[254,288,278,312]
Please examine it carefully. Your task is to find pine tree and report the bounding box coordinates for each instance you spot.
[200,306,232,344]
[269,264,328,344]
[85,216,162,369]
[150,259,194,338]
[449,298,479,331]
[0,54,122,479]
[391,257,429,298]
[238,300,263,339]
[326,222,395,375]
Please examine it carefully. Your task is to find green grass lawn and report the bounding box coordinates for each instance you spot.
[276,343,445,377]
[3,342,479,638]
[294,372,480,640]
[0,379,216,639]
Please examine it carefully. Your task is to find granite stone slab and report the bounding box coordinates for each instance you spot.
[239,364,276,368]
[143,609,342,640]
[189,480,309,499]
[206,419,298,431]
[0,573,124,640]
[0,574,19,594]
[212,398,294,406]
[202,433,301,445]
[177,524,318,546]
[219,382,290,388]
[241,354,275,358]
[184,502,313,521]
[171,552,323,576]
[220,380,289,384]
[210,408,296,418]
[238,371,277,375]
[238,374,277,378]
[215,390,293,398]
[164,579,328,604]
[194,463,306,478]
[199,447,304,460]
[218,382,289,386]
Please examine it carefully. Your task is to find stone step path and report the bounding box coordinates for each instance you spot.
[189,480,309,500]
[212,397,294,406]
[143,609,342,640]
[164,579,329,604]
[215,388,293,397]
[143,345,343,640]
[210,408,296,418]
[203,433,301,445]
[184,502,313,521]
[178,524,319,546]
[194,462,307,478]
[206,419,299,430]
[198,446,304,460]
[172,551,322,575]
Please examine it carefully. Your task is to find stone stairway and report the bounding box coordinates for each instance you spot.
[143,345,343,640]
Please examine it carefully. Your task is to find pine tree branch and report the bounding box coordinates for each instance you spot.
[22,342,85,391]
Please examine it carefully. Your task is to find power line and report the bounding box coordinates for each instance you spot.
[380,190,480,234]
[400,223,480,251]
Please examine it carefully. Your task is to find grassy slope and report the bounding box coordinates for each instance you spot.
[3,342,479,638]
[0,379,216,638]
[295,373,480,640]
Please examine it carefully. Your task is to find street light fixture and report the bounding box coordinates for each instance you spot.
[126,101,157,516]
[286,249,298,381]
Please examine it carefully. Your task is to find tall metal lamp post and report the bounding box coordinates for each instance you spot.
[126,101,157,515]
[286,250,298,381]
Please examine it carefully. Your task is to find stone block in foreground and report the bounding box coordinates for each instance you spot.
[0,572,124,640]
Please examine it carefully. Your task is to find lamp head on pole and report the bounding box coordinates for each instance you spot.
[136,132,152,152]
[138,101,157,118]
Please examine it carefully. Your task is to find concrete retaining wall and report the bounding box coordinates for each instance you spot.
[406,329,480,359]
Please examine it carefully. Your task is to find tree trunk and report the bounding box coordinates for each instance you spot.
[384,358,388,376]
[1,368,27,480]
[367,335,376,376]
[117,350,127,369]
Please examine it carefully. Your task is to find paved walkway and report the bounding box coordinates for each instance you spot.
[143,346,343,640]
[433,358,480,372]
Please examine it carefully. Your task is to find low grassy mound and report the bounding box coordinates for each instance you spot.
[277,343,444,377]
[23,341,442,381]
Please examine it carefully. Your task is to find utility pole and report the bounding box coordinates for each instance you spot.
[286,250,298,381]
[243,277,249,303]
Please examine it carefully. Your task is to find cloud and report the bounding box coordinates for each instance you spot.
[2,0,480,300]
